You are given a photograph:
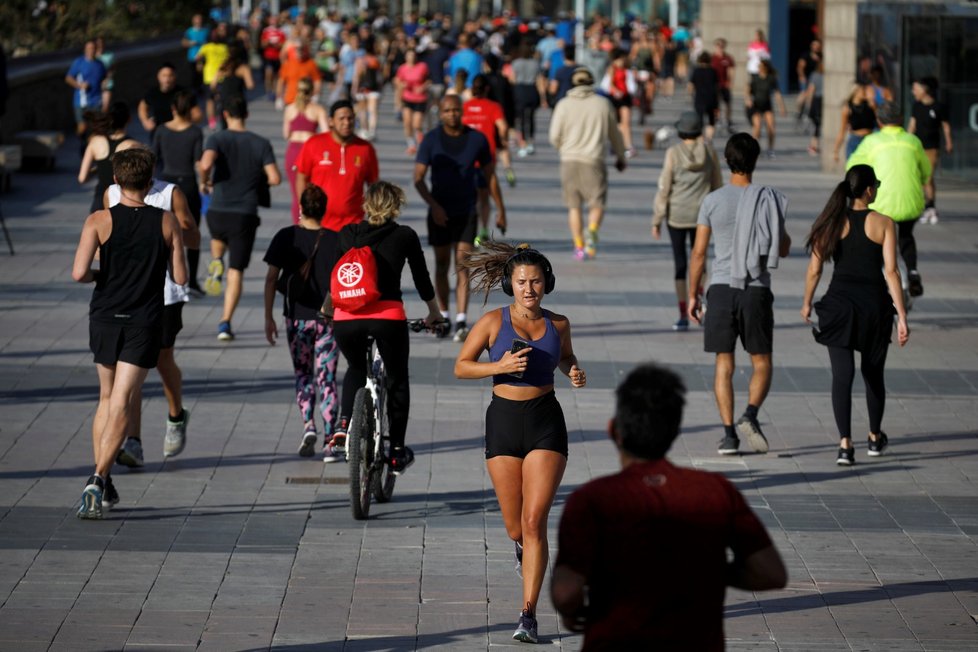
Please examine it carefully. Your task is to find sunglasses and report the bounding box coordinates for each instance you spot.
[873,180,882,189]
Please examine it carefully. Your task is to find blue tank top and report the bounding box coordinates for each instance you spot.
[489,307,562,387]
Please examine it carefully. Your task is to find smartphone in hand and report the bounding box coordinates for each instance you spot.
[510,338,528,378]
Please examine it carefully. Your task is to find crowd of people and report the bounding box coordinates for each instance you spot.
[63,5,955,646]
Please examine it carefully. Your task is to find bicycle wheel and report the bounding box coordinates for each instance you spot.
[348,388,374,520]
[371,425,396,503]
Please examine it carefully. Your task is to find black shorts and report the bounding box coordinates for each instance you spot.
[427,209,477,247]
[206,210,260,270]
[485,391,568,459]
[750,100,773,117]
[403,100,427,113]
[263,57,281,73]
[703,285,774,355]
[719,87,731,104]
[160,302,185,349]
[90,321,162,369]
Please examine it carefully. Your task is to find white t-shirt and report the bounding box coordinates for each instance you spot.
[106,181,189,306]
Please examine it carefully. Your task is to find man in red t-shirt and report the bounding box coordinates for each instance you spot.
[260,14,287,101]
[552,364,786,650]
[462,74,508,243]
[295,99,379,232]
[711,38,736,132]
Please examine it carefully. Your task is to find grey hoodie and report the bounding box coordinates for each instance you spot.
[653,139,723,229]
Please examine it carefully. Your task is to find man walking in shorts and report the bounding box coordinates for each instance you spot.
[688,133,791,456]
[549,67,626,260]
[414,94,494,342]
[199,96,281,341]
[72,149,186,519]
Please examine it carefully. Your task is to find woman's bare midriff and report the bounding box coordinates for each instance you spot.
[493,384,554,401]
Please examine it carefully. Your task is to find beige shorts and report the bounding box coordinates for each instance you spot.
[560,160,608,209]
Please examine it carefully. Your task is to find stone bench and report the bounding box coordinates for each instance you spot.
[13,131,63,171]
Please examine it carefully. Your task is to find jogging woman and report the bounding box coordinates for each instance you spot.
[746,60,786,157]
[282,78,328,223]
[455,241,586,644]
[801,165,909,466]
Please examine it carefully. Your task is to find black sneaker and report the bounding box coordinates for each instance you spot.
[736,414,769,453]
[908,271,923,297]
[102,476,120,510]
[390,446,415,476]
[514,541,523,579]
[717,435,740,455]
[867,432,889,457]
[452,321,469,343]
[836,446,855,466]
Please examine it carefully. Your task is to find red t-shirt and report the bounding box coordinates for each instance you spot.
[555,459,773,651]
[396,62,430,104]
[261,27,286,61]
[711,53,735,89]
[295,133,379,231]
[462,97,504,161]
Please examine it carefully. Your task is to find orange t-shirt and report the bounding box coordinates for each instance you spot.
[280,58,321,105]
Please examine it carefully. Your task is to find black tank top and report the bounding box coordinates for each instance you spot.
[848,101,876,131]
[832,209,884,285]
[95,136,128,191]
[90,204,168,326]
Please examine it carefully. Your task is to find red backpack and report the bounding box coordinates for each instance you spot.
[330,245,381,311]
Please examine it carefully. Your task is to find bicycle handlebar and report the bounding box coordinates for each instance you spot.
[408,318,450,337]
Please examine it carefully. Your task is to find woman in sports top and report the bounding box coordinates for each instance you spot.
[329,181,444,468]
[455,241,587,644]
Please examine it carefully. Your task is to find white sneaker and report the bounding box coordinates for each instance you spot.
[453,321,469,343]
[116,437,144,468]
[163,409,189,458]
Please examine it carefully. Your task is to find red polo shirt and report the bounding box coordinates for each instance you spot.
[462,97,504,162]
[295,133,379,231]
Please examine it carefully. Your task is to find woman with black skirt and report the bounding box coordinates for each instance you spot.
[801,165,909,466]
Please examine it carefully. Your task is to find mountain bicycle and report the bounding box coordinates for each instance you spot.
[348,317,447,520]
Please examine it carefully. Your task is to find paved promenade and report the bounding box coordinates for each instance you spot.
[1,86,976,651]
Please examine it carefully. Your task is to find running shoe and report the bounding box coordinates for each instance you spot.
[574,247,587,261]
[517,146,528,158]
[867,432,889,457]
[925,207,939,224]
[453,321,469,343]
[217,321,234,342]
[766,150,776,159]
[77,476,104,520]
[163,409,189,458]
[625,147,636,159]
[525,143,535,155]
[390,446,415,476]
[717,434,740,456]
[323,424,348,463]
[474,229,490,247]
[512,611,538,644]
[908,271,924,298]
[736,414,770,453]
[673,318,689,332]
[322,443,345,463]
[116,437,145,468]
[836,446,855,466]
[204,258,224,296]
[514,541,523,579]
[584,228,599,258]
[298,428,317,458]
[505,168,517,187]
[102,475,119,510]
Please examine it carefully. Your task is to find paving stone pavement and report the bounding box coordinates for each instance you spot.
[1,85,976,651]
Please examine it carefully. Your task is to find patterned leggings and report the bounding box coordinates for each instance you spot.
[286,319,339,436]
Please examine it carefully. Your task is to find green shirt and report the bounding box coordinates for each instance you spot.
[847,125,931,222]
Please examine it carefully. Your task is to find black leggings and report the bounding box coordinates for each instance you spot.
[333,319,410,449]
[513,84,539,142]
[668,225,696,280]
[828,345,888,439]
[898,218,918,272]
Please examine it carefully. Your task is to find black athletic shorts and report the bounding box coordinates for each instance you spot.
[403,100,427,113]
[485,391,569,459]
[703,285,774,355]
[90,321,162,369]
[427,209,477,247]
[206,210,260,270]
[160,302,185,349]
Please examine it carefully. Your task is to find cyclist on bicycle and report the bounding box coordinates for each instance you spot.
[454,241,587,644]
[326,181,444,471]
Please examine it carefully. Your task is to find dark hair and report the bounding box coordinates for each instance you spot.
[89,101,130,136]
[329,99,354,117]
[171,90,196,119]
[805,164,878,261]
[614,364,686,459]
[915,75,938,97]
[563,43,576,61]
[471,74,489,97]
[485,53,502,73]
[223,95,248,119]
[461,240,553,304]
[158,61,176,73]
[697,51,712,66]
[724,133,761,175]
[112,148,156,190]
[300,184,327,220]
[876,101,902,126]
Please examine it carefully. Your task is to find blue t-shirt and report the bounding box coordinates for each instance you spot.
[416,126,491,217]
[340,46,364,84]
[447,49,483,88]
[556,19,577,44]
[183,26,210,61]
[67,56,106,109]
[552,65,576,104]
[547,51,565,81]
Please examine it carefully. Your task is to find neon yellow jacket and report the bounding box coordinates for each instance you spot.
[847,126,931,222]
